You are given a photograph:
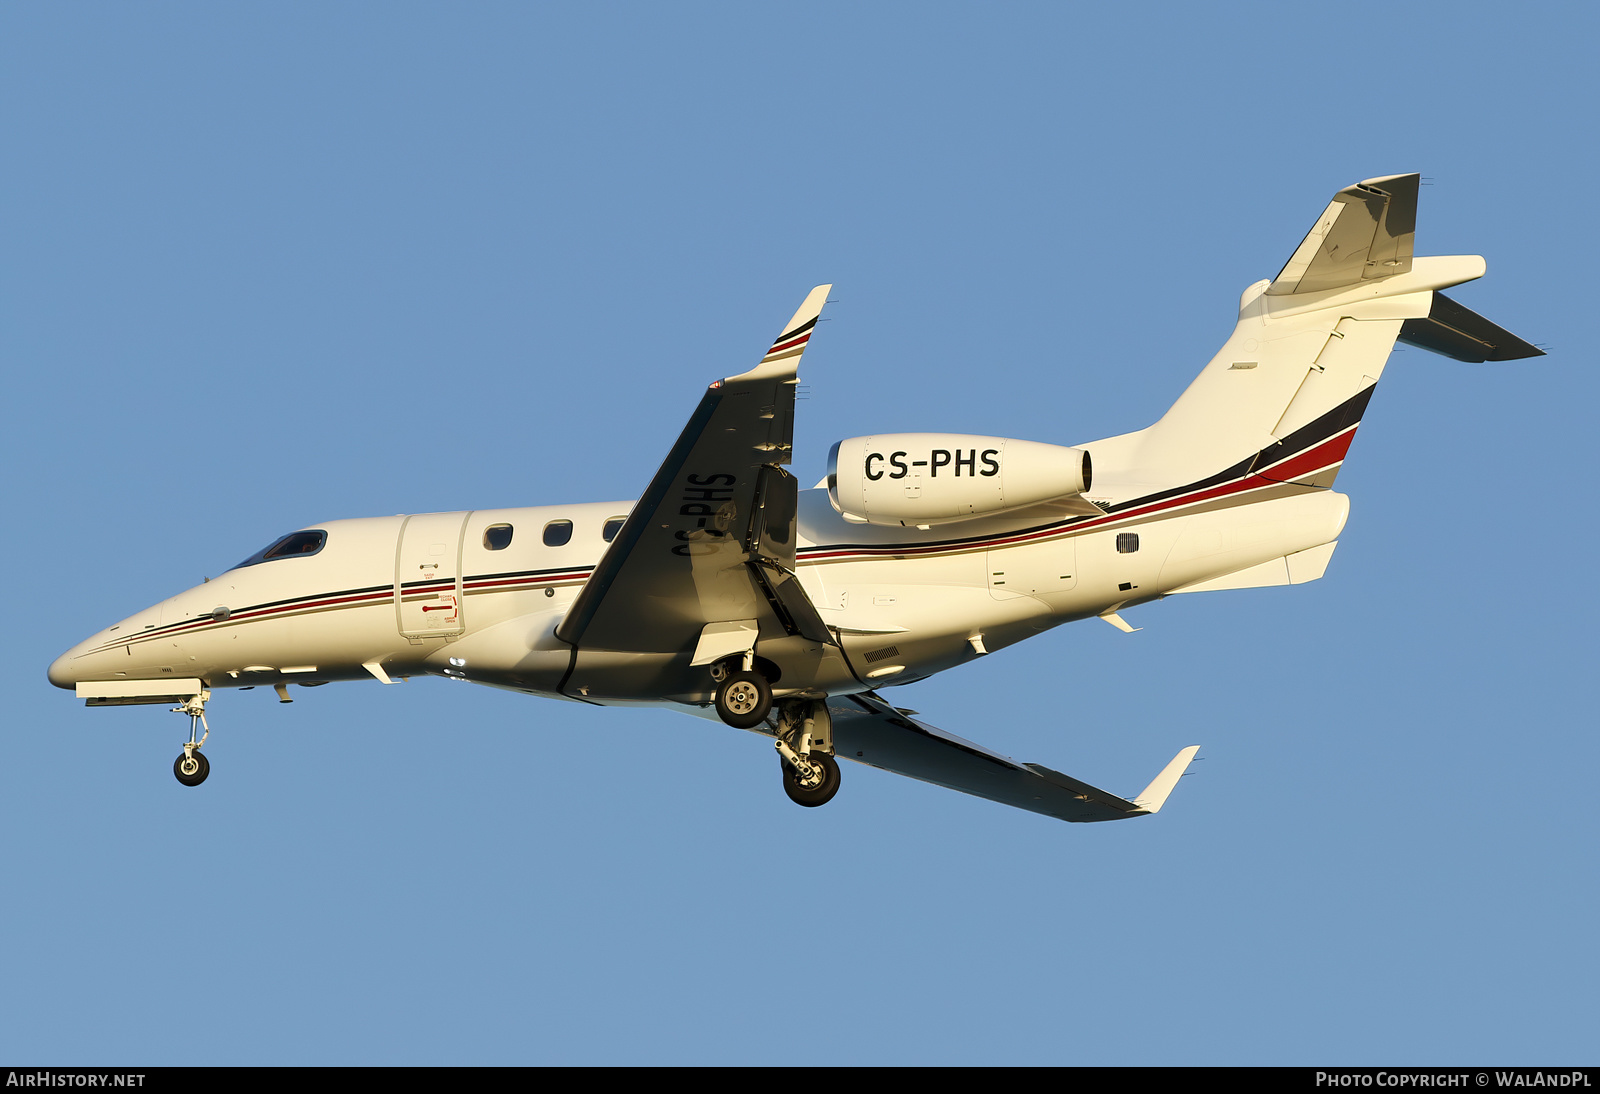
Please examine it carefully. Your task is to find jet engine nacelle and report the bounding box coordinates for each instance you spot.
[827,434,1092,526]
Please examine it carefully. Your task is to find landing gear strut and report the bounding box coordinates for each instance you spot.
[774,699,841,808]
[171,691,212,787]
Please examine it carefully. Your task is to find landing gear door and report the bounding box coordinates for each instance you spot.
[396,512,470,638]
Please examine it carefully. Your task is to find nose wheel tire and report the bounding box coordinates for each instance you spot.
[715,671,772,729]
[782,751,840,808]
[173,751,210,787]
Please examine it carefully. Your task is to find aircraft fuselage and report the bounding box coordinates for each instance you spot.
[50,486,1349,710]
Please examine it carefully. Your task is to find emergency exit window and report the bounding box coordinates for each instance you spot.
[544,520,573,547]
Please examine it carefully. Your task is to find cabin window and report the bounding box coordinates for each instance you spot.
[483,524,514,551]
[1116,533,1140,554]
[543,520,573,547]
[231,530,328,570]
[602,517,626,542]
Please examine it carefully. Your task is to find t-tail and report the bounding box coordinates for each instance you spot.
[1126,173,1542,491]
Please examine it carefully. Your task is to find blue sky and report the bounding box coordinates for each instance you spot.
[3,2,1595,1065]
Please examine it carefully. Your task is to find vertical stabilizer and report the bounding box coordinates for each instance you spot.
[1121,175,1535,493]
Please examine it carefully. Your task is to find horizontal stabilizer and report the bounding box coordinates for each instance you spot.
[1397,292,1544,362]
[1268,173,1418,296]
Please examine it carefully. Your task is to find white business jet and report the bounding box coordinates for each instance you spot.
[49,174,1540,823]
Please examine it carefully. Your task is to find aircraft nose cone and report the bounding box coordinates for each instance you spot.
[48,649,81,690]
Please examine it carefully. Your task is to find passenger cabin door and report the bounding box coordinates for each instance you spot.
[395,512,470,638]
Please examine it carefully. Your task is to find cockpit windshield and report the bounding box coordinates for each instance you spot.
[231,530,328,571]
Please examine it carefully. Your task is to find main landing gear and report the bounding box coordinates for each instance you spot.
[711,657,772,730]
[774,699,841,809]
[781,749,840,807]
[171,691,212,787]
[708,660,842,808]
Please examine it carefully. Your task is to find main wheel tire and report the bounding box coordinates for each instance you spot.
[173,750,210,787]
[782,751,841,808]
[714,670,772,729]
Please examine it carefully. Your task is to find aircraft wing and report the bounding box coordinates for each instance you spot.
[830,692,1200,823]
[557,286,835,655]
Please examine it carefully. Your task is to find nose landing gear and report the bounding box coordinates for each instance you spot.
[171,691,212,787]
[174,749,210,787]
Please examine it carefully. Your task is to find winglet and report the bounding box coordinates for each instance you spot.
[728,284,832,383]
[1130,745,1201,814]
